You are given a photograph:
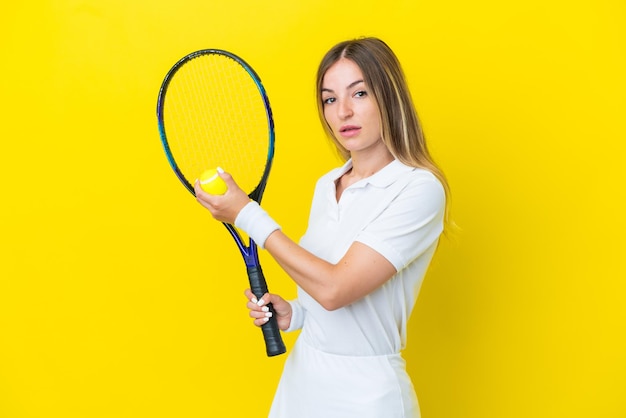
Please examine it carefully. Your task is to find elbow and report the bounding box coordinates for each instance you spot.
[319,299,343,312]
[319,300,341,312]
[316,288,346,312]
[306,265,353,311]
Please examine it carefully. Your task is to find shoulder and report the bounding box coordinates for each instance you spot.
[394,163,445,198]
[394,167,446,215]
[406,168,444,194]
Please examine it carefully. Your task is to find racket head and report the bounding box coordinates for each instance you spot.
[157,49,275,203]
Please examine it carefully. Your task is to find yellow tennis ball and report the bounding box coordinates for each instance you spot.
[199,168,228,195]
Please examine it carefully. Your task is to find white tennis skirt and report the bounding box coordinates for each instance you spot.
[268,339,420,418]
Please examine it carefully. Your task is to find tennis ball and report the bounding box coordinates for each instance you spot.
[199,168,228,195]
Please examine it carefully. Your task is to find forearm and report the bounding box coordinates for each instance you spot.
[231,201,396,310]
[263,230,395,311]
[263,230,342,310]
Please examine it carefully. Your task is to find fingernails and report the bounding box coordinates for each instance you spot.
[265,312,273,318]
[261,306,269,312]
[251,297,258,304]
[217,166,224,174]
[256,298,265,306]
[262,317,269,323]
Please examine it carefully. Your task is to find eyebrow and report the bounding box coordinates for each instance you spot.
[321,79,365,93]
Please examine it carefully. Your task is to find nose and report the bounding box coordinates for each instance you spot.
[337,99,353,120]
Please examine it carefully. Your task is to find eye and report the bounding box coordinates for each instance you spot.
[322,97,336,105]
[354,90,368,98]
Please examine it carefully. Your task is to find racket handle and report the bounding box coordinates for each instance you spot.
[247,266,287,357]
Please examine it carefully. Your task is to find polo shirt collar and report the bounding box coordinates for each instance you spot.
[333,159,415,189]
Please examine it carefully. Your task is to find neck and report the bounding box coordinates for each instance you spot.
[348,147,394,181]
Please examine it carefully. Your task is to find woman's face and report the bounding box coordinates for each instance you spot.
[321,58,383,156]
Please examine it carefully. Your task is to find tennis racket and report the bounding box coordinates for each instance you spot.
[156,49,286,357]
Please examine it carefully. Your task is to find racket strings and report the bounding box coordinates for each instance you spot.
[163,53,271,194]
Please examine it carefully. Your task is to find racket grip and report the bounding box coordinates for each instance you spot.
[247,265,287,357]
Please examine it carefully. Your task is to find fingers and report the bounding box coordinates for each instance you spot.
[193,180,214,209]
[217,168,234,187]
[246,291,271,309]
[193,178,230,220]
[195,170,251,225]
[244,290,273,326]
[243,288,256,300]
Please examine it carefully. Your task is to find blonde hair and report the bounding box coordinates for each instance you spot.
[316,37,451,224]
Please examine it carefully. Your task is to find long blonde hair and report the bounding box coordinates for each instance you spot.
[316,37,451,224]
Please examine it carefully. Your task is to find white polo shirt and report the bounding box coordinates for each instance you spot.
[288,158,445,356]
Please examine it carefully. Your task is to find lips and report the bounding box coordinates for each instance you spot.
[339,125,361,138]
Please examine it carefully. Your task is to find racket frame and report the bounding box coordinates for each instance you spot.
[156,49,285,357]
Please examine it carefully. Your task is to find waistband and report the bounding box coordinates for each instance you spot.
[297,336,403,360]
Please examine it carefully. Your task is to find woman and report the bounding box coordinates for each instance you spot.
[194,37,450,418]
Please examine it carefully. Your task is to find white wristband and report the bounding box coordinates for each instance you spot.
[284,299,305,332]
[234,201,280,249]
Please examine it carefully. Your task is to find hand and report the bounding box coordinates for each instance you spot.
[244,289,292,331]
[193,169,251,224]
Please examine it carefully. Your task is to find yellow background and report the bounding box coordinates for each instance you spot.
[1,1,625,417]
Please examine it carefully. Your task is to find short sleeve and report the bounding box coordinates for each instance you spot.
[355,174,445,271]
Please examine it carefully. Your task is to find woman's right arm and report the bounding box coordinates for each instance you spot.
[195,171,397,311]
